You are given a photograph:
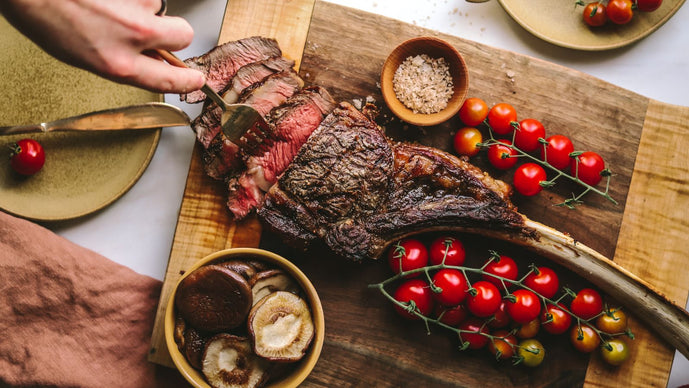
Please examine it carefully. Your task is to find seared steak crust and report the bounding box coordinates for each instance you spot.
[259,102,531,261]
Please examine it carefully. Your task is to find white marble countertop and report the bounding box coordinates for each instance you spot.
[49,0,689,386]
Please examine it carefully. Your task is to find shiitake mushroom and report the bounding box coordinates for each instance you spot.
[202,334,269,388]
[175,265,253,332]
[218,259,257,281]
[249,269,299,306]
[248,291,314,362]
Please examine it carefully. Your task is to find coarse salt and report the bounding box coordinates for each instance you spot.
[392,54,454,114]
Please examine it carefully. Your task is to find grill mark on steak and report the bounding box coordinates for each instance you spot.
[180,36,282,104]
[226,86,336,219]
[258,102,532,261]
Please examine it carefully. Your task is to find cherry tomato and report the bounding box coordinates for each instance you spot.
[518,339,545,367]
[487,140,518,170]
[607,0,634,24]
[541,304,572,335]
[570,151,605,186]
[506,290,541,324]
[9,138,45,176]
[458,318,490,349]
[429,236,465,266]
[487,103,517,136]
[388,238,428,278]
[600,338,630,366]
[523,267,559,299]
[458,97,489,127]
[583,2,608,27]
[482,255,519,289]
[540,135,574,170]
[515,317,541,339]
[432,269,468,307]
[488,330,518,360]
[636,0,662,11]
[570,288,603,320]
[514,118,546,152]
[393,279,434,320]
[466,281,502,318]
[513,163,547,196]
[570,324,600,353]
[435,304,468,326]
[488,300,511,329]
[453,127,483,157]
[595,308,628,334]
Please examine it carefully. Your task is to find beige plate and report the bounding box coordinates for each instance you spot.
[498,0,685,51]
[0,17,161,222]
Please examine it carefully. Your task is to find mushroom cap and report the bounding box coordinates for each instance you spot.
[248,291,314,362]
[218,259,257,281]
[249,269,300,306]
[202,334,269,388]
[175,265,253,332]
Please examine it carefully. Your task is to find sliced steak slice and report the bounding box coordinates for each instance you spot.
[258,102,531,261]
[222,56,295,104]
[180,36,282,103]
[226,87,336,219]
[199,70,304,181]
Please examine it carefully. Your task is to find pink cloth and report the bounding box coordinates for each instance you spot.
[0,211,187,387]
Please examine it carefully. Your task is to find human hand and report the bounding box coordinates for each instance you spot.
[0,0,205,94]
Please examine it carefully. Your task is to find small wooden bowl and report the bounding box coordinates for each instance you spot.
[381,36,469,126]
[165,248,324,388]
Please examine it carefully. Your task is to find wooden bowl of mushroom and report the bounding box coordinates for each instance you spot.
[165,248,324,388]
[381,36,469,126]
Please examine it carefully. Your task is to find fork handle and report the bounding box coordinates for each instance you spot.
[155,49,227,110]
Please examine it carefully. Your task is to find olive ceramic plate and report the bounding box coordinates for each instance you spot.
[498,0,685,51]
[0,17,161,221]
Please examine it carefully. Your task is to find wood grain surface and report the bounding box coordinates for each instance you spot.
[149,1,689,387]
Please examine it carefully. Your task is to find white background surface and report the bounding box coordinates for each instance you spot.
[49,0,689,386]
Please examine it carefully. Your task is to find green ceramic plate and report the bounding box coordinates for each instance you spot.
[0,17,161,222]
[498,0,685,51]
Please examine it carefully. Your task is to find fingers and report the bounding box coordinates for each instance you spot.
[125,54,205,93]
[145,15,196,52]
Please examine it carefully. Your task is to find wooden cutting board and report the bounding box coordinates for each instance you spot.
[148,1,689,387]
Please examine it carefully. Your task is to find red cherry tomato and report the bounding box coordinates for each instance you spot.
[570,324,601,353]
[429,236,465,267]
[435,304,468,326]
[523,267,559,299]
[607,0,634,24]
[482,255,519,289]
[513,163,547,196]
[636,0,662,11]
[487,103,517,136]
[541,303,573,335]
[488,330,518,360]
[453,127,483,157]
[487,140,518,170]
[583,2,608,27]
[9,138,45,176]
[540,135,574,170]
[488,300,511,329]
[432,269,468,307]
[466,281,502,318]
[515,118,546,152]
[515,317,541,339]
[388,238,429,278]
[458,97,489,127]
[506,289,541,324]
[393,279,434,320]
[570,151,605,186]
[458,318,490,349]
[570,288,603,320]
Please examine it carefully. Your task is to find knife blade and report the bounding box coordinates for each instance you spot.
[0,102,191,136]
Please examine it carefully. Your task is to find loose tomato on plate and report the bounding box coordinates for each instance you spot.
[453,127,483,157]
[523,266,559,299]
[487,140,518,170]
[393,279,434,320]
[431,268,468,307]
[9,138,45,176]
[458,97,489,127]
[487,103,517,136]
[636,0,663,11]
[513,163,547,196]
[388,238,428,278]
[514,118,546,152]
[607,0,634,24]
[466,281,502,318]
[583,2,608,27]
[428,236,465,266]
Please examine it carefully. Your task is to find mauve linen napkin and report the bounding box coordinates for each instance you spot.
[0,211,187,387]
